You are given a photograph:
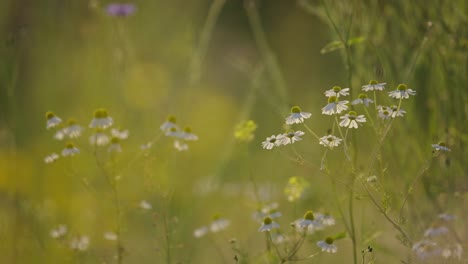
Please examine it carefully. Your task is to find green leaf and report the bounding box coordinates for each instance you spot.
[320,37,366,54]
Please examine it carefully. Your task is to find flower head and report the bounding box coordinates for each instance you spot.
[139,200,152,210]
[111,128,129,140]
[388,84,416,99]
[106,3,136,17]
[279,130,305,145]
[45,153,60,164]
[325,86,350,98]
[412,240,441,260]
[193,226,209,238]
[62,142,80,156]
[50,224,67,239]
[64,119,83,138]
[285,106,311,124]
[210,215,230,233]
[377,105,392,120]
[424,225,449,237]
[362,80,386,91]
[89,108,113,129]
[180,126,198,141]
[45,111,62,129]
[351,93,374,106]
[339,111,366,129]
[174,140,189,151]
[70,235,89,251]
[319,135,342,149]
[160,115,178,132]
[432,142,451,152]
[322,96,349,115]
[108,137,122,152]
[317,237,338,253]
[262,134,283,150]
[295,211,323,232]
[258,217,280,232]
[89,130,110,146]
[390,105,406,118]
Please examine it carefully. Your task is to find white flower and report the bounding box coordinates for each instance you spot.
[325,86,350,98]
[351,93,374,106]
[253,203,282,222]
[432,143,451,152]
[179,127,198,141]
[104,231,118,241]
[362,80,386,91]
[89,108,113,129]
[108,137,122,153]
[441,244,463,260]
[46,111,62,129]
[89,131,110,146]
[285,106,311,124]
[412,240,441,260]
[295,211,323,233]
[390,105,406,118]
[388,84,416,99]
[45,153,60,164]
[111,128,129,140]
[160,115,178,132]
[279,130,305,145]
[319,135,342,149]
[50,224,67,238]
[63,119,83,138]
[210,217,230,232]
[438,213,456,221]
[54,128,66,140]
[317,238,337,253]
[62,143,80,156]
[174,140,189,151]
[70,235,89,251]
[165,127,181,138]
[193,226,209,238]
[315,213,335,227]
[321,96,349,115]
[262,134,283,149]
[139,200,152,210]
[339,111,366,129]
[424,225,449,237]
[377,105,392,120]
[258,217,280,232]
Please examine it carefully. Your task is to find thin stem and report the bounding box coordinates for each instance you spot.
[267,231,283,261]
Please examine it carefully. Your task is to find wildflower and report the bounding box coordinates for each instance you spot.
[106,3,136,17]
[432,142,451,152]
[261,134,283,150]
[45,153,60,164]
[210,215,230,233]
[315,213,336,227]
[104,231,118,241]
[390,105,406,118]
[160,115,178,132]
[285,106,311,124]
[234,120,257,143]
[377,105,392,120]
[253,203,282,222]
[321,96,349,115]
[351,93,374,106]
[45,111,62,129]
[50,224,67,239]
[366,176,378,183]
[89,130,110,146]
[441,244,463,260]
[62,142,80,156]
[278,130,305,145]
[339,111,366,129]
[388,84,416,99]
[139,200,152,210]
[362,80,386,91]
[319,135,342,149]
[54,128,66,140]
[70,235,90,252]
[89,108,113,129]
[258,217,280,232]
[108,137,122,152]
[174,140,189,151]
[325,86,350,98]
[284,176,308,202]
[111,128,129,140]
[179,126,198,141]
[412,240,441,260]
[194,226,209,238]
[64,119,83,138]
[295,211,323,232]
[438,213,456,221]
[317,237,338,253]
[424,225,449,237]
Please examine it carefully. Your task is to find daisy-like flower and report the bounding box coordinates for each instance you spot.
[317,237,338,253]
[108,137,122,152]
[325,86,350,98]
[321,96,349,115]
[89,130,110,146]
[70,235,90,252]
[139,200,152,210]
[319,135,342,149]
[412,240,441,260]
[432,142,451,152]
[351,93,374,106]
[377,105,392,120]
[315,213,336,227]
[390,105,406,118]
[45,153,60,164]
[210,215,230,233]
[388,84,416,99]
[165,127,181,138]
[262,134,283,150]
[424,225,449,237]
[339,111,366,129]
[89,108,113,129]
[285,106,311,124]
[45,111,62,129]
[258,216,280,232]
[174,140,189,151]
[50,224,67,239]
[54,128,66,140]
[295,211,323,232]
[279,130,305,145]
[438,213,456,221]
[362,80,386,91]
[193,226,209,238]
[253,203,282,222]
[179,126,198,141]
[62,142,80,156]
[160,115,179,132]
[111,128,129,140]
[103,231,118,241]
[64,119,83,138]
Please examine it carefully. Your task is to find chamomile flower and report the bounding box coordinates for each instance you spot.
[317,237,338,253]
[285,106,311,124]
[44,153,60,164]
[321,96,349,115]
[295,211,323,232]
[325,86,350,98]
[253,203,282,222]
[377,105,392,120]
[64,119,83,138]
[390,105,406,118]
[160,115,179,132]
[339,111,366,129]
[362,80,386,91]
[108,137,122,152]
[180,126,198,141]
[279,130,305,145]
[319,135,342,149]
[70,235,90,252]
[89,131,110,146]
[103,231,118,241]
[210,215,230,233]
[174,140,189,151]
[62,142,80,156]
[388,84,416,99]
[424,225,449,237]
[54,128,66,140]
[194,226,209,238]
[351,93,374,106]
[432,142,451,152]
[165,127,181,138]
[262,134,283,150]
[89,108,113,129]
[111,128,129,140]
[139,200,152,210]
[315,213,336,227]
[258,217,280,232]
[50,224,67,239]
[412,240,441,260]
[45,111,62,129]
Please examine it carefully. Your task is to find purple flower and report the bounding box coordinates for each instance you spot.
[106,3,136,17]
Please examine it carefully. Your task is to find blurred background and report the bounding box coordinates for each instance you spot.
[0,0,467,263]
